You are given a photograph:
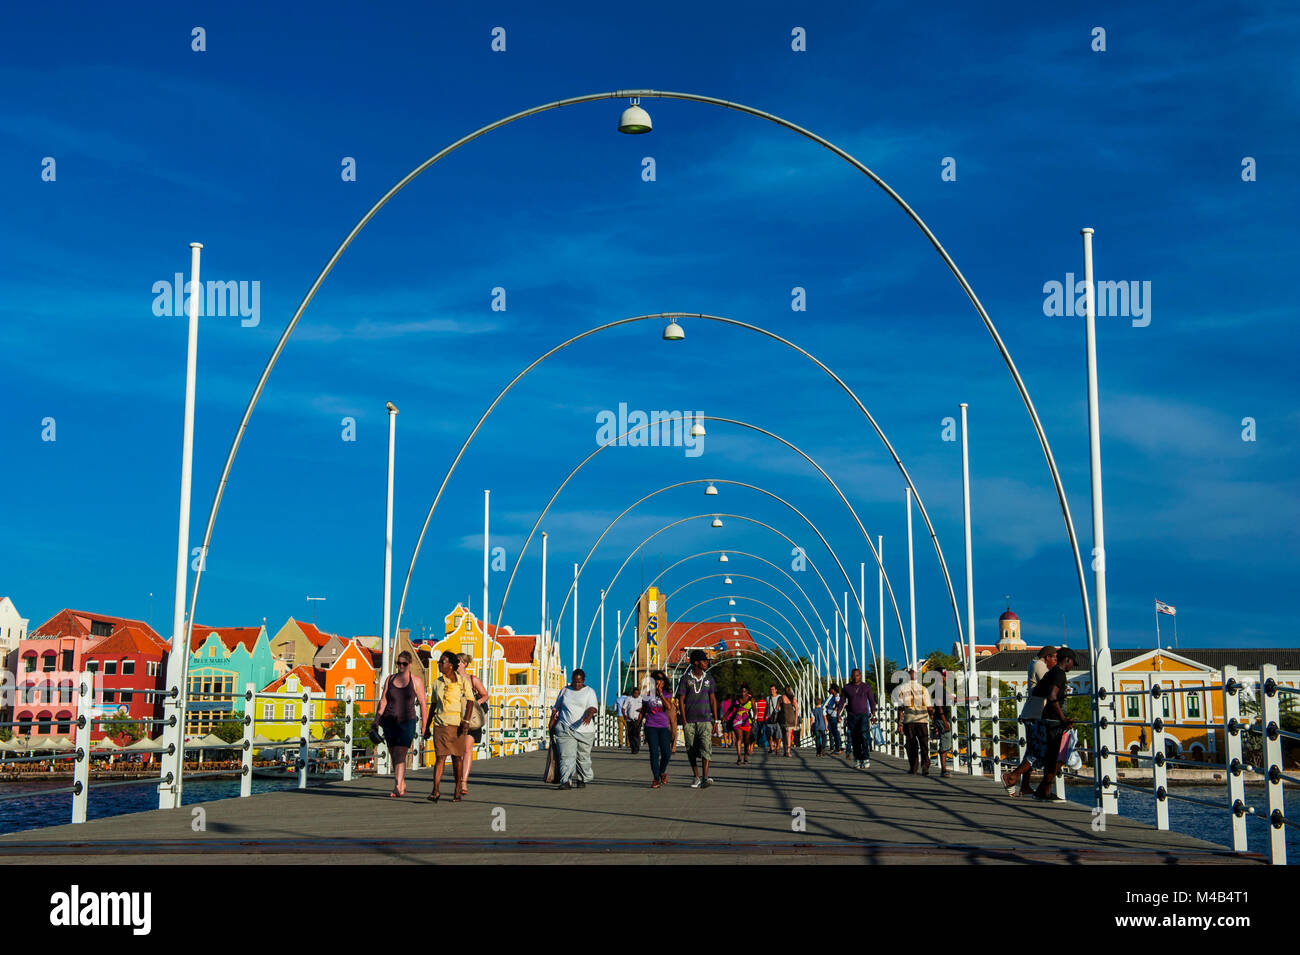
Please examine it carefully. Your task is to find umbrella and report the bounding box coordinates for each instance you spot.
[125,736,166,752]
[95,737,122,750]
[45,736,75,751]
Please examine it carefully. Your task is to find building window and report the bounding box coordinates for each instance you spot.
[119,691,133,706]
[1161,693,1171,718]
[262,703,273,721]
[24,657,35,673]
[90,621,113,637]
[60,650,74,671]
[1126,696,1139,719]
[147,662,159,677]
[1187,692,1201,719]
[122,660,135,676]
[86,661,98,673]
[335,686,345,700]
[346,658,356,670]
[511,672,527,686]
[285,703,296,722]
[103,661,117,676]
[42,655,56,672]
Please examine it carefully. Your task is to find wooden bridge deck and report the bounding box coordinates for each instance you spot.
[0,748,1263,864]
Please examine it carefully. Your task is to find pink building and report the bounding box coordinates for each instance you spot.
[14,609,161,737]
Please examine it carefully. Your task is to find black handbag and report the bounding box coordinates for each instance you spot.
[368,721,385,747]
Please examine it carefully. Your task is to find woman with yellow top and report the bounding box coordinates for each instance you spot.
[423,650,473,802]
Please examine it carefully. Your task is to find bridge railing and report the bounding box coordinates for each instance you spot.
[951,662,1295,865]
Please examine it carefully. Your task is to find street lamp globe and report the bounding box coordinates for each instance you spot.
[690,421,706,438]
[711,517,723,528]
[618,100,653,134]
[723,576,733,585]
[718,553,729,563]
[662,320,685,341]
[704,482,718,496]
[728,598,736,606]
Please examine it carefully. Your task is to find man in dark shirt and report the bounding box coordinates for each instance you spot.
[836,669,877,770]
[1002,648,1076,802]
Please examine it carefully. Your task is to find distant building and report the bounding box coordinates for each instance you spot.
[953,604,1045,667]
[14,609,156,737]
[254,666,327,744]
[626,587,758,691]
[269,618,340,677]
[0,597,30,722]
[84,623,170,741]
[320,638,380,716]
[186,625,276,736]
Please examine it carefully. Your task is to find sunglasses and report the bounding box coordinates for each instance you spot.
[397,660,410,667]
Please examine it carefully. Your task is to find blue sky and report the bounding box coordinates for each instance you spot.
[2,1,1297,678]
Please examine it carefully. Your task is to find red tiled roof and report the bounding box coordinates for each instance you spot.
[264,665,325,694]
[293,620,337,648]
[191,626,263,654]
[662,622,757,663]
[32,609,158,642]
[85,623,170,658]
[498,635,537,665]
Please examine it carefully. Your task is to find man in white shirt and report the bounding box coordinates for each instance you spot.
[549,669,598,790]
[621,690,643,754]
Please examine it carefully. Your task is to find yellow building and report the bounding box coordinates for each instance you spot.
[253,665,327,745]
[422,605,565,756]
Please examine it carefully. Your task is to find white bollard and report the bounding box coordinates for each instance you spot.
[1259,664,1287,865]
[240,682,254,798]
[71,672,92,824]
[1222,666,1247,852]
[342,689,354,782]
[1151,685,1169,830]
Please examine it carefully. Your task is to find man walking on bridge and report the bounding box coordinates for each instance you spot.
[896,668,933,775]
[1002,647,1076,803]
[837,669,876,770]
[676,650,720,788]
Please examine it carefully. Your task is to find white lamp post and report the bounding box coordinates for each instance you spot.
[378,401,398,776]
[159,241,201,811]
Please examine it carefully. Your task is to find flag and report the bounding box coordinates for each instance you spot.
[1155,600,1176,616]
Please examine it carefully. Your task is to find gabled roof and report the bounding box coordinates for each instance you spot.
[263,665,326,694]
[326,639,377,672]
[662,622,757,662]
[498,635,537,665]
[446,605,516,640]
[292,619,337,648]
[32,609,157,642]
[85,623,170,658]
[191,626,264,655]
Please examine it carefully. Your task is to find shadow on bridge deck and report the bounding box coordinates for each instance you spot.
[0,749,1264,865]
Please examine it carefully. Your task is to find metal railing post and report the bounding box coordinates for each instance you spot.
[1015,691,1027,778]
[240,683,254,798]
[1151,685,1169,830]
[1259,664,1287,865]
[71,672,92,824]
[1222,665,1247,852]
[297,692,309,790]
[989,682,1000,777]
[342,689,354,782]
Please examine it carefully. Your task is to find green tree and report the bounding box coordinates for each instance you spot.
[923,650,962,674]
[326,701,372,747]
[0,728,11,742]
[212,718,245,744]
[100,719,145,744]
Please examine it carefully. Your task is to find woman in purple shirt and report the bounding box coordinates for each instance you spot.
[640,669,677,788]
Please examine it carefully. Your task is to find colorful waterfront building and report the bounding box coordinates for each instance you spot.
[186,625,276,735]
[253,666,328,744]
[320,638,380,716]
[13,609,156,737]
[83,624,170,741]
[0,596,31,723]
[270,618,340,676]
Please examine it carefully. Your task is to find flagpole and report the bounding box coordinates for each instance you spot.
[1155,599,1160,651]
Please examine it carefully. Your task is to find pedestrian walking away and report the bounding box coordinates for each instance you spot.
[422,650,473,803]
[731,685,754,763]
[374,650,425,798]
[1002,646,1058,797]
[675,650,720,787]
[934,667,954,777]
[1002,648,1076,803]
[641,669,676,787]
[837,669,876,769]
[778,685,799,756]
[762,684,782,754]
[812,692,828,756]
[621,687,643,755]
[824,684,842,754]
[549,669,599,789]
[895,667,933,775]
[455,651,489,797]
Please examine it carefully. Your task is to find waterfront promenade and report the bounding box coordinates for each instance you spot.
[0,749,1262,864]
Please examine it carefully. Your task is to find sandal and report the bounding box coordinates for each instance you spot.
[427,793,439,802]
[651,780,661,788]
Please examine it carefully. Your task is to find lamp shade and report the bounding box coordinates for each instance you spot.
[662,320,685,341]
[689,421,706,437]
[723,576,732,585]
[711,517,723,528]
[704,482,717,495]
[718,553,729,563]
[618,103,653,134]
